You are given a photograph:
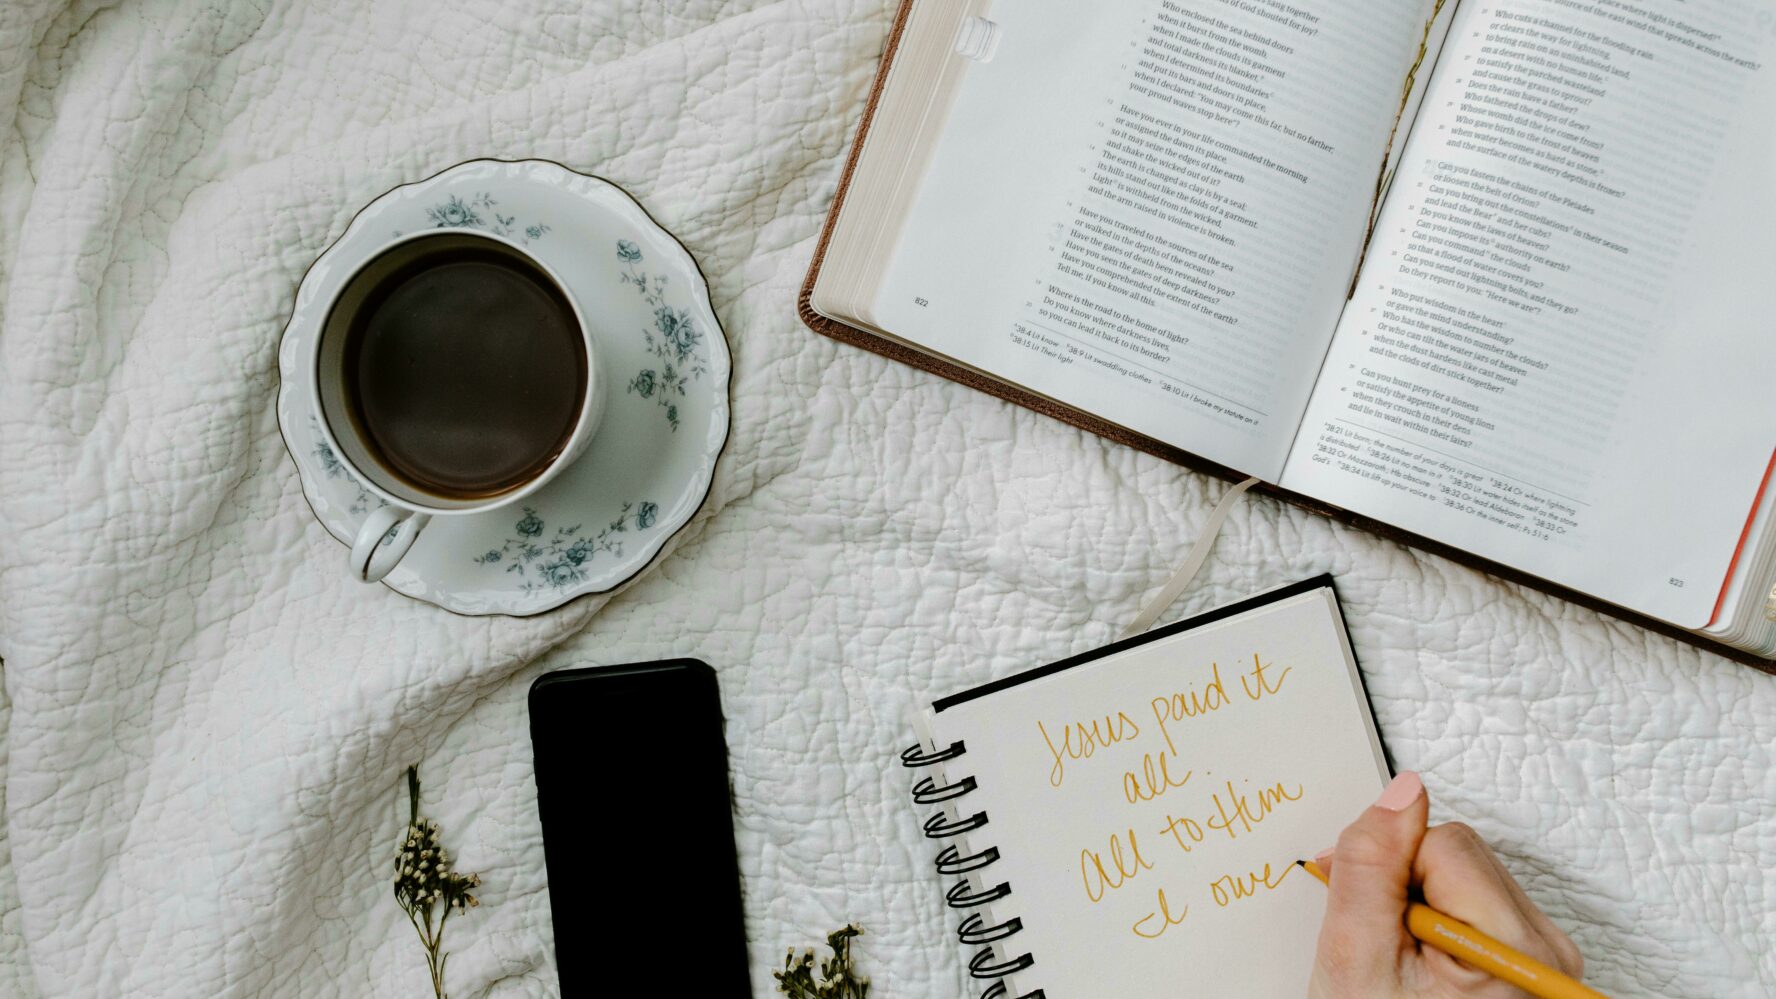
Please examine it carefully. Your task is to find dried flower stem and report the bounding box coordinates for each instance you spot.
[393,766,483,999]
[775,925,869,999]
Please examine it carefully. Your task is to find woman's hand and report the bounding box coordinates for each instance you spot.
[1307,772,1586,998]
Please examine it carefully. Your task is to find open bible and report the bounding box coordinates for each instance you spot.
[802,0,1776,663]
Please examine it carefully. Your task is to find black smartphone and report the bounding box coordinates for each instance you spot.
[529,660,750,995]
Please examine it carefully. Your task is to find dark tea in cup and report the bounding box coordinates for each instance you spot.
[309,228,603,582]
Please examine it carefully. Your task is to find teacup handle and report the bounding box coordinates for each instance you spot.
[351,507,432,583]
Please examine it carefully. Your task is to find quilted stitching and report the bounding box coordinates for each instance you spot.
[0,1,1771,996]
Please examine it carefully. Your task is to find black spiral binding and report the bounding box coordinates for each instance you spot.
[904,741,1045,999]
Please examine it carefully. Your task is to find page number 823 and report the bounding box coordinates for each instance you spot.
[1668,577,1685,588]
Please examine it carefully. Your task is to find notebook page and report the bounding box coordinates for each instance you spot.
[870,0,1446,478]
[1281,0,1776,626]
[925,587,1388,997]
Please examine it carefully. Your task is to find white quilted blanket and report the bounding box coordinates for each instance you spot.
[1,1,1772,996]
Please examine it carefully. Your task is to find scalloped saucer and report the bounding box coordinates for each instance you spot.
[277,159,730,615]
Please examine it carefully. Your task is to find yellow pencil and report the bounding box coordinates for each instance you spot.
[1297,859,1611,999]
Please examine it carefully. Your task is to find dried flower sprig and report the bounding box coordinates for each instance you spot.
[393,766,483,999]
[775,925,869,999]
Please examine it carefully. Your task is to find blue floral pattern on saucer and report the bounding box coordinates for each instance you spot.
[276,159,730,616]
[617,240,708,432]
[423,192,552,243]
[474,501,660,594]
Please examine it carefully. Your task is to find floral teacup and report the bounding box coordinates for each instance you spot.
[306,228,606,583]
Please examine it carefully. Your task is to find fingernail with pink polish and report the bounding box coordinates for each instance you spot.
[1313,848,1334,866]
[1374,771,1423,811]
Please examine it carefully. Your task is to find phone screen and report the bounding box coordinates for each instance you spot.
[529,661,751,995]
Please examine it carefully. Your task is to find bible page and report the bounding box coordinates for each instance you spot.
[1282,0,1776,625]
[870,0,1449,477]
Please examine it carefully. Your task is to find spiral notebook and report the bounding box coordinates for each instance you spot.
[902,577,1390,997]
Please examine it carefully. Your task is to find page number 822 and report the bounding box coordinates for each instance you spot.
[913,297,929,307]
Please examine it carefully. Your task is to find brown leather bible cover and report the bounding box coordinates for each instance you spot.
[795,0,1771,672]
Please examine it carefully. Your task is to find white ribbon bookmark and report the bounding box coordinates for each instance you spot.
[1123,476,1261,639]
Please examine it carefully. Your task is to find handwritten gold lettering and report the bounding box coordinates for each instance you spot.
[1131,886,1189,939]
[1148,662,1229,757]
[1157,813,1206,854]
[1079,828,1154,903]
[1037,720,1067,787]
[1210,862,1295,907]
[1121,750,1194,804]
[1239,654,1292,701]
[1206,778,1305,841]
[1037,711,1141,788]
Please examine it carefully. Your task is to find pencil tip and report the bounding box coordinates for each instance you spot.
[1294,859,1307,868]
